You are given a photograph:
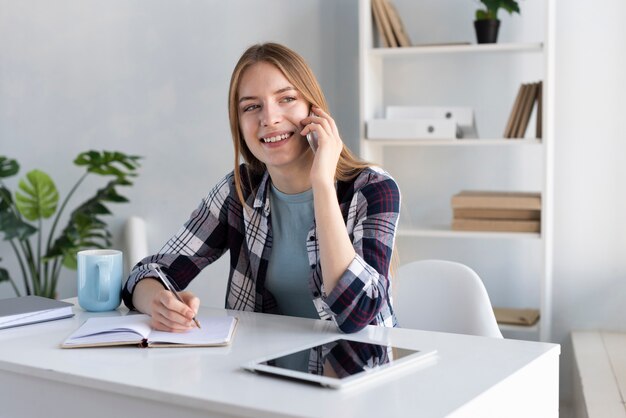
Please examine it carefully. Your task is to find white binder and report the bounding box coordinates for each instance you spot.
[386,106,478,138]
[366,118,458,140]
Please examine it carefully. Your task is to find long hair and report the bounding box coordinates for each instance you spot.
[227,42,371,207]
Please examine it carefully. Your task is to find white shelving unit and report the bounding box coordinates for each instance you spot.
[358,0,555,341]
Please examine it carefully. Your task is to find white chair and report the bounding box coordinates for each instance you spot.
[394,259,503,338]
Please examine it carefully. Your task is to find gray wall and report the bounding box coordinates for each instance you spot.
[1,0,625,412]
[0,0,359,305]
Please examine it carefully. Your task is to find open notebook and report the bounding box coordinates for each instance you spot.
[61,314,238,348]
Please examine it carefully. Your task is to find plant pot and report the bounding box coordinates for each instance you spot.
[474,19,500,44]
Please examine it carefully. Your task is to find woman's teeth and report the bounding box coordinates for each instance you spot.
[262,133,290,143]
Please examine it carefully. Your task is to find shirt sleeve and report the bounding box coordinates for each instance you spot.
[122,173,234,310]
[323,174,401,333]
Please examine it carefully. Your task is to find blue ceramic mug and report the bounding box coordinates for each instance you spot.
[77,249,123,311]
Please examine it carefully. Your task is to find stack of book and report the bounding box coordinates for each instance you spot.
[503,81,543,139]
[370,0,411,48]
[451,191,541,233]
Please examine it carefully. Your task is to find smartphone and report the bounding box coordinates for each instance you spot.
[306,111,318,152]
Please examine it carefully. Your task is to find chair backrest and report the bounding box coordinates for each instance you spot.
[394,260,503,338]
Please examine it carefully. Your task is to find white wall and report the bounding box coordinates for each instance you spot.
[552,0,626,408]
[0,0,359,307]
[1,0,625,412]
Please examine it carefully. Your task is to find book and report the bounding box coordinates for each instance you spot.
[509,83,532,138]
[503,83,526,138]
[0,296,74,330]
[372,0,398,48]
[453,208,540,221]
[381,0,411,47]
[494,307,540,326]
[451,191,541,210]
[452,218,540,233]
[370,0,389,48]
[535,81,543,139]
[61,314,238,348]
[515,82,540,138]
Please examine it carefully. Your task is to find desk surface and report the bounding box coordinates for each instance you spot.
[0,299,560,418]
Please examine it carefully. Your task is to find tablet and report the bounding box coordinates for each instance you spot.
[242,338,437,389]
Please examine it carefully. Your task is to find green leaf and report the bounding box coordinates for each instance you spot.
[74,150,141,183]
[500,0,520,14]
[0,211,37,240]
[15,170,59,221]
[0,185,37,240]
[0,265,10,284]
[46,180,127,266]
[0,156,19,178]
[476,0,520,20]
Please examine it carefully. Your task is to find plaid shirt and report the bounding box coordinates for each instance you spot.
[122,165,400,333]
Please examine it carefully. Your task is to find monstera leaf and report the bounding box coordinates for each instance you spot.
[0,259,9,285]
[15,170,59,221]
[0,156,19,178]
[75,151,141,181]
[47,179,127,269]
[0,186,37,240]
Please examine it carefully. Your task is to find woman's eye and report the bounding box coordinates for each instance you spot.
[242,104,259,112]
[281,96,296,103]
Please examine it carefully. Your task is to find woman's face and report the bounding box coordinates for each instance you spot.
[237,61,312,173]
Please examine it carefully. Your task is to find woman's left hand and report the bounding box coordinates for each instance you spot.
[300,106,343,188]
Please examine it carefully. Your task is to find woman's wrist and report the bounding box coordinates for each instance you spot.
[311,176,335,192]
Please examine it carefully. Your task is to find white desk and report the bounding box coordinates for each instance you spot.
[0,299,560,418]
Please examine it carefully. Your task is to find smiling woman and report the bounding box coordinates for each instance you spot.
[122,42,401,334]
[235,61,313,190]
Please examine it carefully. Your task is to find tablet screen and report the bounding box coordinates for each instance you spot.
[243,338,436,389]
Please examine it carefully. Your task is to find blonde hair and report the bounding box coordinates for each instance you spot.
[227,42,370,206]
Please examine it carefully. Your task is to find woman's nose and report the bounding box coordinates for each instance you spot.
[260,102,281,126]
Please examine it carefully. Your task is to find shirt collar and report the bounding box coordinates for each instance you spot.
[253,171,272,216]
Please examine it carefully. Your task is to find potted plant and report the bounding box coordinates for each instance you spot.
[474,0,520,44]
[0,151,141,298]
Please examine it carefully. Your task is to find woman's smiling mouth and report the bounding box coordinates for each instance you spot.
[260,131,294,144]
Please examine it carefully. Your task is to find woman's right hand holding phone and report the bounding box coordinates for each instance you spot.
[300,106,343,189]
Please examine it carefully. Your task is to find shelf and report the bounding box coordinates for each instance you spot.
[499,323,540,333]
[397,226,541,240]
[370,42,543,57]
[364,138,542,147]
[359,0,554,341]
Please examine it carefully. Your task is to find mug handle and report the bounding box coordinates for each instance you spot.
[95,260,111,302]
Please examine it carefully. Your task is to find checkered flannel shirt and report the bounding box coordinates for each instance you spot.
[122,164,400,333]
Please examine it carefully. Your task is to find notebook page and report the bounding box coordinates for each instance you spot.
[64,315,152,344]
[148,315,236,345]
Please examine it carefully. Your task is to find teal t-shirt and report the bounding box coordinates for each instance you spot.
[265,184,318,320]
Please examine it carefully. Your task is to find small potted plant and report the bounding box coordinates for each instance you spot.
[474,0,520,44]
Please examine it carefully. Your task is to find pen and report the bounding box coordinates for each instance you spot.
[148,263,201,329]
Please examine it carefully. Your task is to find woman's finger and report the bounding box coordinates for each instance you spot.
[310,106,339,136]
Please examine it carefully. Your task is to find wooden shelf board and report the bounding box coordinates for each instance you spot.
[363,138,542,146]
[371,42,543,56]
[397,226,541,240]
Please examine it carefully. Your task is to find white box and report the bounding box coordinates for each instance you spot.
[386,106,478,138]
[366,119,458,140]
